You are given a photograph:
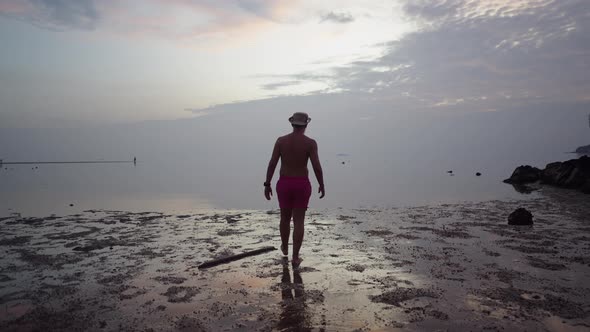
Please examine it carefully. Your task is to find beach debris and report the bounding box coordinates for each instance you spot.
[225,215,239,223]
[341,161,345,164]
[447,170,453,174]
[503,165,541,184]
[370,287,439,306]
[508,208,533,225]
[198,246,275,269]
[345,264,366,273]
[476,172,482,176]
[69,203,74,207]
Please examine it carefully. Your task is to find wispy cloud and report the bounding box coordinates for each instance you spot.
[320,11,354,24]
[261,81,302,90]
[0,0,296,36]
[0,0,99,30]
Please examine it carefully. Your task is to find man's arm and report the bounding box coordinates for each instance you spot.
[309,139,325,198]
[264,139,281,200]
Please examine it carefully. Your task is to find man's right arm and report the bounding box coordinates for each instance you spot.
[309,139,325,198]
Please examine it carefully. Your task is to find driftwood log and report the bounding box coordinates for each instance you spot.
[198,246,276,269]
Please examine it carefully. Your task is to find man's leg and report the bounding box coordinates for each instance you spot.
[280,208,292,255]
[292,208,306,265]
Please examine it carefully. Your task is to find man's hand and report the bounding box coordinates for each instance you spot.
[318,185,325,199]
[264,186,273,200]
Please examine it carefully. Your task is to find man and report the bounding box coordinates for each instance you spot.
[264,112,325,267]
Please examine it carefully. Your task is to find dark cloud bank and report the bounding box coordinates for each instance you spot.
[249,0,590,117]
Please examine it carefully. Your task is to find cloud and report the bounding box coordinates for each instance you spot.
[0,0,295,35]
[301,0,590,113]
[205,0,588,121]
[1,0,99,30]
[261,81,302,90]
[320,11,354,24]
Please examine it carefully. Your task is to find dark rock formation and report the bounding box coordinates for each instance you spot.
[508,208,533,225]
[504,156,590,194]
[541,156,590,190]
[575,144,590,155]
[503,166,542,184]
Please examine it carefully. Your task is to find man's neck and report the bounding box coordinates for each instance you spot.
[292,128,306,135]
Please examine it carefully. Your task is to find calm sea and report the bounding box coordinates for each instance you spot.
[1,107,587,216]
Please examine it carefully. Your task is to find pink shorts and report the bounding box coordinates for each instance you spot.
[276,176,312,209]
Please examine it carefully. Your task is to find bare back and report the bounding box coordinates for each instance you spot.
[265,124,324,202]
[277,133,314,177]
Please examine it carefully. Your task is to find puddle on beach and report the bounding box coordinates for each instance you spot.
[1,188,589,331]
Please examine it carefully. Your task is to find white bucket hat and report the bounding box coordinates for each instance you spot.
[289,112,311,126]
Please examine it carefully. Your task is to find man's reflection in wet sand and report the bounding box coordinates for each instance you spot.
[277,257,309,331]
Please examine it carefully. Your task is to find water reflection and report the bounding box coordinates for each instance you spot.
[509,183,538,194]
[278,258,309,331]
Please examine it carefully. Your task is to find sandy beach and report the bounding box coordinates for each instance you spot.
[1,188,589,331]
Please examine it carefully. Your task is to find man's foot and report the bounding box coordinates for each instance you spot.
[280,243,288,256]
[292,256,303,268]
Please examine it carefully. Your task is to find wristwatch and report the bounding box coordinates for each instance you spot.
[263,182,271,187]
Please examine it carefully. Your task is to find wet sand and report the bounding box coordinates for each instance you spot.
[1,188,589,331]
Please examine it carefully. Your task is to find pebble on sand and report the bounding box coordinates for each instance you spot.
[508,207,533,225]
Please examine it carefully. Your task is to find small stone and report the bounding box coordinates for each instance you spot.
[508,208,533,225]
[69,203,74,207]
[476,172,482,176]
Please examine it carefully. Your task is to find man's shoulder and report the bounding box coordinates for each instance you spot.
[277,134,290,142]
[305,136,317,145]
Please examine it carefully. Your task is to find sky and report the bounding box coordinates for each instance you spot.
[0,0,589,128]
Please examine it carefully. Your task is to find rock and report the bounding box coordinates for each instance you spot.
[447,170,453,174]
[503,165,542,184]
[504,156,590,194]
[69,203,74,207]
[476,172,482,176]
[575,144,590,155]
[508,208,533,225]
[541,156,590,189]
